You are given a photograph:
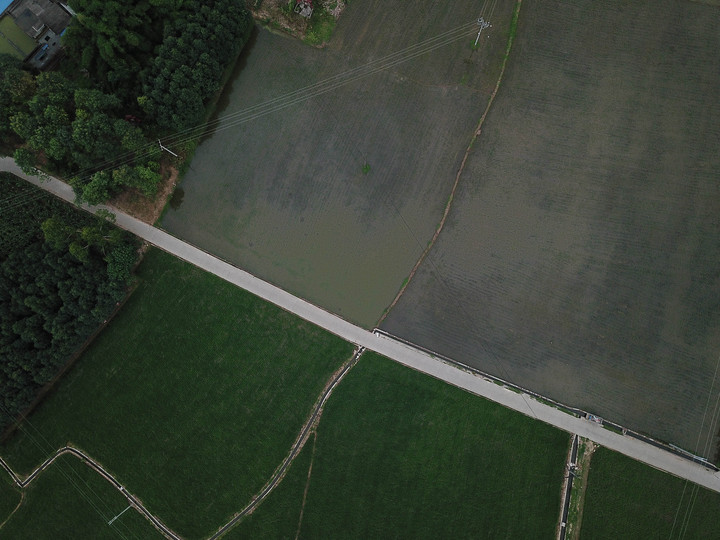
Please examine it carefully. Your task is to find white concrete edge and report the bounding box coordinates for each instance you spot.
[6,159,720,494]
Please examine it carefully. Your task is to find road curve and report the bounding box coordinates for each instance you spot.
[3,157,720,496]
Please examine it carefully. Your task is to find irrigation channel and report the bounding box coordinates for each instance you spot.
[0,345,365,539]
[557,434,579,540]
[3,159,720,535]
[0,446,180,539]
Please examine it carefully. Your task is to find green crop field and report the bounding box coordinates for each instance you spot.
[0,456,163,539]
[383,0,720,454]
[581,448,720,539]
[0,475,21,529]
[230,352,568,538]
[161,0,519,327]
[0,248,353,539]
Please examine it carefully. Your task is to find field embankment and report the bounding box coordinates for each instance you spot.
[382,0,720,455]
[0,248,353,538]
[231,352,568,538]
[161,0,518,327]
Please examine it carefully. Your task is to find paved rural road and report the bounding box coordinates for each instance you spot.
[4,157,720,495]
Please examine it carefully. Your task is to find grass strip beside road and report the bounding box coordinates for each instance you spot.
[0,248,353,539]
[581,447,720,539]
[233,352,568,538]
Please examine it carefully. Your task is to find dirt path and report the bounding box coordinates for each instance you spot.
[0,347,364,539]
[376,0,524,326]
[0,491,24,530]
[208,346,364,538]
[557,434,578,539]
[564,438,596,540]
[294,431,318,540]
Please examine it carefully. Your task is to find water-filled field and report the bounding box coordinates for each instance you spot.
[383,0,720,455]
[161,0,517,326]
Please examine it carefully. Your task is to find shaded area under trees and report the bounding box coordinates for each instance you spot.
[0,173,139,431]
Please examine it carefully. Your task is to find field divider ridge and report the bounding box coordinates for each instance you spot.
[376,0,525,326]
[3,157,720,501]
[0,446,181,539]
[208,346,365,539]
[0,346,365,539]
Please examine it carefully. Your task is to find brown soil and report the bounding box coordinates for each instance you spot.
[249,0,345,43]
[109,165,179,225]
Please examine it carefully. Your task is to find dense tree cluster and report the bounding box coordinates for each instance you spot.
[64,0,253,132]
[0,0,254,427]
[2,0,253,203]
[0,55,161,203]
[62,0,178,102]
[139,0,254,130]
[0,174,138,429]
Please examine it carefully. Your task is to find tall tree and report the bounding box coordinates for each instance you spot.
[0,174,139,429]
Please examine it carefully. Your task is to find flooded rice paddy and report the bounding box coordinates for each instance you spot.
[383,0,720,455]
[161,0,516,326]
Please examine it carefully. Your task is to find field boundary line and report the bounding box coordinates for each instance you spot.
[0,281,140,445]
[208,346,364,539]
[0,446,181,539]
[294,431,318,540]
[377,0,524,326]
[0,491,23,530]
[0,347,364,540]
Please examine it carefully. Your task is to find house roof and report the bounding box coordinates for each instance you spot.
[0,14,36,59]
[11,0,71,35]
[0,0,13,16]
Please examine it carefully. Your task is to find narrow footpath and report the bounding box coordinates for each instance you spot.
[0,346,365,539]
[0,446,180,539]
[558,434,579,540]
[2,158,720,497]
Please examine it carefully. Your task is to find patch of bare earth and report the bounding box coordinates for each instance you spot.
[565,438,596,540]
[109,165,178,225]
[248,0,345,43]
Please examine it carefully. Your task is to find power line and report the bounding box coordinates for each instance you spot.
[0,403,137,539]
[51,18,484,191]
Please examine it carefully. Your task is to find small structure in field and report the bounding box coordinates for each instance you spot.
[294,0,313,18]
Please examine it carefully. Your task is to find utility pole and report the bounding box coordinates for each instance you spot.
[474,17,491,48]
[158,139,178,158]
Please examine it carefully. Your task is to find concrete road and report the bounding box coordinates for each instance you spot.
[4,157,720,494]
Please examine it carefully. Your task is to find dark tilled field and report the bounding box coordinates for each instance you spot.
[161,0,516,326]
[383,0,720,455]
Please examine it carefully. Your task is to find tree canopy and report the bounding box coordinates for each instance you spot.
[139,0,254,131]
[2,0,254,203]
[0,173,139,430]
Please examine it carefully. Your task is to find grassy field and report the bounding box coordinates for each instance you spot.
[0,248,353,539]
[383,0,720,454]
[230,352,569,538]
[581,447,720,539]
[0,474,21,529]
[161,0,518,327]
[0,455,163,539]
